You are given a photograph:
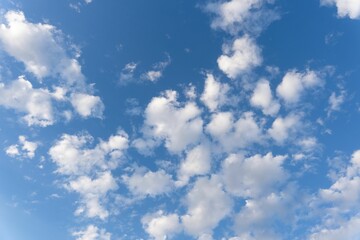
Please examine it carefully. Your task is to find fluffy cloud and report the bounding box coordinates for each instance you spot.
[200,74,230,112]
[142,211,182,240]
[0,76,54,126]
[135,90,203,153]
[268,113,301,144]
[177,144,212,186]
[68,171,117,219]
[49,131,128,176]
[222,153,287,198]
[217,35,262,79]
[250,79,280,116]
[5,135,38,159]
[327,90,345,115]
[321,0,360,19]
[182,176,232,237]
[276,70,322,104]
[72,225,111,240]
[123,168,174,197]
[206,111,263,152]
[205,0,279,35]
[71,93,104,118]
[142,54,171,82]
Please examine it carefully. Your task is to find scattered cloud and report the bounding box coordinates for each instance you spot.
[321,0,360,19]
[5,135,38,159]
[142,211,182,240]
[200,73,230,112]
[73,225,111,240]
[250,79,280,116]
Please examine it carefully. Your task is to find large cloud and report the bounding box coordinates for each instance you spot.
[321,0,360,19]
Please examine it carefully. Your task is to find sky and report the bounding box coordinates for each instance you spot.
[0,0,360,239]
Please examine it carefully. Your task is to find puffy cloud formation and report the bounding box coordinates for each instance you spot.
[276,70,322,104]
[135,90,203,153]
[0,76,54,126]
[5,135,38,159]
[73,225,111,240]
[123,168,174,197]
[268,114,301,144]
[200,74,230,112]
[321,0,360,19]
[181,176,232,237]
[327,90,345,115]
[71,93,104,118]
[250,79,280,116]
[222,153,287,197]
[217,35,262,79]
[142,211,182,240]
[205,0,279,35]
[206,111,263,151]
[68,172,117,219]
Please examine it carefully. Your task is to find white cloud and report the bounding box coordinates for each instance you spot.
[177,144,212,187]
[327,90,345,115]
[206,111,263,152]
[135,90,203,153]
[200,73,230,112]
[276,70,322,104]
[217,35,262,79]
[73,225,111,240]
[68,171,117,220]
[250,79,280,116]
[5,135,38,159]
[49,131,128,176]
[142,54,171,82]
[123,168,174,197]
[182,176,232,237]
[222,153,287,198]
[119,62,137,85]
[142,211,182,240]
[268,113,301,144]
[71,93,104,118]
[0,76,54,126]
[309,215,360,240]
[205,0,279,35]
[321,0,360,19]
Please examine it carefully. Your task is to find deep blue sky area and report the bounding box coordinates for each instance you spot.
[1,0,360,240]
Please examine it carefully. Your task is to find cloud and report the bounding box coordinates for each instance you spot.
[71,93,104,118]
[204,0,279,35]
[123,168,174,197]
[176,143,212,187]
[142,54,171,82]
[0,76,54,127]
[217,35,262,79]
[250,79,280,116]
[142,211,182,240]
[119,62,138,85]
[49,131,128,176]
[327,90,345,115]
[221,152,287,198]
[72,225,111,240]
[321,0,360,19]
[200,73,230,112]
[276,70,322,104]
[67,171,117,220]
[182,176,232,237]
[5,135,38,159]
[206,111,263,152]
[134,90,203,153]
[268,113,301,144]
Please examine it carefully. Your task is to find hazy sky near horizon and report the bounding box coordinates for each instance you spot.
[1,0,360,239]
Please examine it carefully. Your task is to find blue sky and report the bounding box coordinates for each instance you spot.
[1,0,360,239]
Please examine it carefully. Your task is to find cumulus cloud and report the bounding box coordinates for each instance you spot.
[67,171,117,219]
[123,168,174,197]
[5,135,38,159]
[142,211,182,240]
[177,143,212,186]
[134,90,203,153]
[49,131,128,176]
[222,153,287,198]
[268,113,301,144]
[182,176,232,237]
[200,73,230,112]
[327,90,345,115]
[250,79,280,116]
[206,111,263,152]
[276,70,322,104]
[217,35,262,79]
[205,0,279,35]
[72,225,111,240]
[0,76,54,126]
[321,0,360,19]
[71,93,104,118]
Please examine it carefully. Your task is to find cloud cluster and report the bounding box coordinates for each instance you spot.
[321,0,360,19]
[5,135,38,159]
